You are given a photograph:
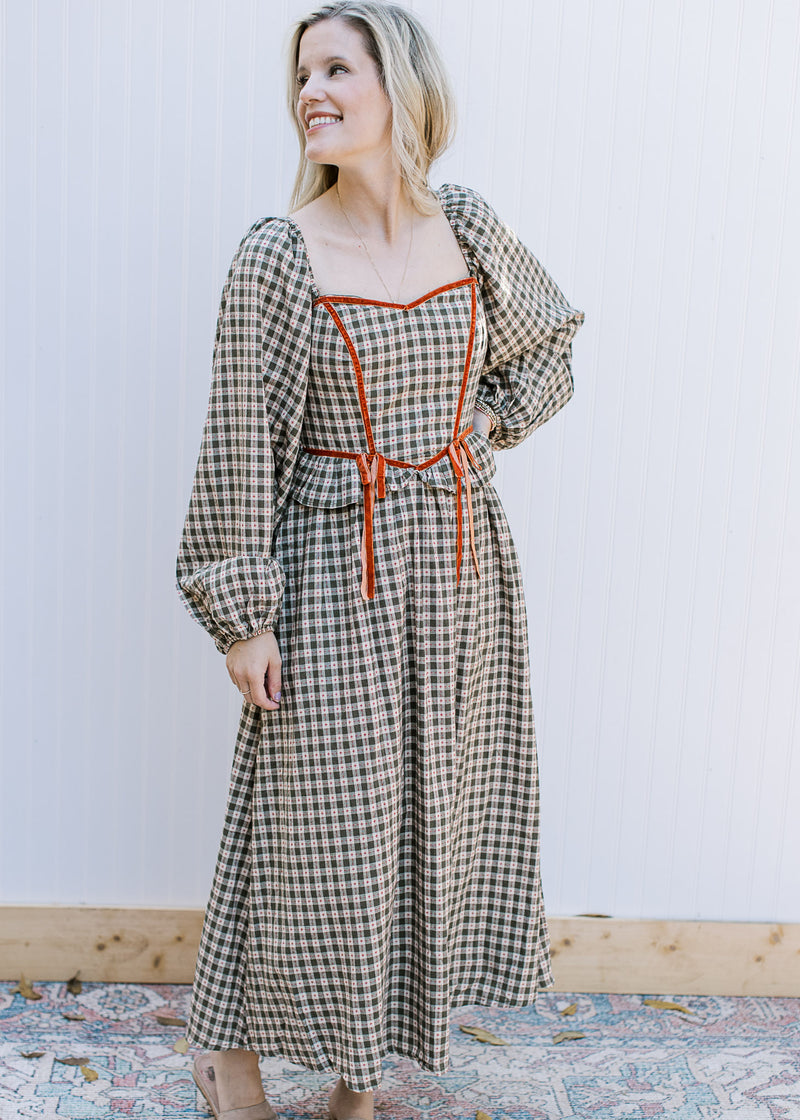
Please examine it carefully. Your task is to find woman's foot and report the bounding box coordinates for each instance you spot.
[194,1050,276,1118]
[328,1077,374,1120]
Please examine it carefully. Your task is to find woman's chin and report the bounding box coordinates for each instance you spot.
[305,143,334,164]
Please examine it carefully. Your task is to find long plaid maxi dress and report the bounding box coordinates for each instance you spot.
[176,184,584,1091]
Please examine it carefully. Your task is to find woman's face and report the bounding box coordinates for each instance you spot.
[296,18,393,171]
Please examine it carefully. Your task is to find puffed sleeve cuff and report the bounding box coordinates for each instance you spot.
[176,555,286,655]
[474,318,580,451]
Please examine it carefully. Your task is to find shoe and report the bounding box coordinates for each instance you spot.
[192,1054,277,1120]
[327,1080,374,1120]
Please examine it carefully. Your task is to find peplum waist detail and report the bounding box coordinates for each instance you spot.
[290,427,496,510]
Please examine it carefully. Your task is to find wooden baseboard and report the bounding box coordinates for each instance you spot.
[548,916,799,996]
[0,907,203,985]
[1,907,797,996]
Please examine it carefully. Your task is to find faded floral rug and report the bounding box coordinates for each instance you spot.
[1,982,798,1118]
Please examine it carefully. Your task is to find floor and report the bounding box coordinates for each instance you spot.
[1,982,798,1119]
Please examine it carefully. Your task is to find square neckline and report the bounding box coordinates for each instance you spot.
[285,186,474,306]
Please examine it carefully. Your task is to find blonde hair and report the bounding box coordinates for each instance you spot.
[286,1,456,216]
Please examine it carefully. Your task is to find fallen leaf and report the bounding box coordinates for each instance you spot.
[63,1012,86,1022]
[21,1052,45,1059]
[173,1037,189,1054]
[552,1031,586,1044]
[66,972,82,995]
[559,1002,578,1016]
[10,974,42,1001]
[80,1066,98,1082]
[643,998,696,1015]
[458,1024,508,1046]
[476,1112,492,1120]
[155,1013,187,1027]
[55,1057,89,1066]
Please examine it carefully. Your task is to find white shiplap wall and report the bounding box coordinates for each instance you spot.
[1,0,798,921]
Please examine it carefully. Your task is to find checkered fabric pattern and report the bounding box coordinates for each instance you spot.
[176,185,583,1091]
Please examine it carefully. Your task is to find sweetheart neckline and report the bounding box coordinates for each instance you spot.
[311,276,476,311]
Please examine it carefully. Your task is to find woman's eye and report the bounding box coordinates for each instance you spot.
[296,66,345,87]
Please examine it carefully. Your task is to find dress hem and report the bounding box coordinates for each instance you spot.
[185,970,555,1093]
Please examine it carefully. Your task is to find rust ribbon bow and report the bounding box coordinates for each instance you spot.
[355,434,481,600]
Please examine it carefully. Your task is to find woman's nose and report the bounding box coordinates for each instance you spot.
[299,75,323,104]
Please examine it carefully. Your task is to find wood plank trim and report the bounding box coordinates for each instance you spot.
[1,908,798,996]
[548,916,800,996]
[0,907,204,984]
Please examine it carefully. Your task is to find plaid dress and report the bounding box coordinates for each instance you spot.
[176,184,583,1091]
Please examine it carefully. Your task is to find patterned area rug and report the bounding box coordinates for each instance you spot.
[0,983,798,1119]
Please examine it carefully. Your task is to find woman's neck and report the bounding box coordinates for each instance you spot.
[334,168,417,244]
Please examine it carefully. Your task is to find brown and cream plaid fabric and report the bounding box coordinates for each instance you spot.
[176,185,583,1091]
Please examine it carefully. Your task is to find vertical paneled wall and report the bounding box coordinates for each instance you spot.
[1,0,798,920]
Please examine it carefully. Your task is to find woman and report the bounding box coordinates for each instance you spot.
[176,3,583,1118]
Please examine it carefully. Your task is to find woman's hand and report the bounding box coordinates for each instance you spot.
[226,632,282,710]
[472,408,492,437]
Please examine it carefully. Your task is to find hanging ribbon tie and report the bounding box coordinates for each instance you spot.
[308,427,482,601]
[447,436,481,587]
[356,452,387,600]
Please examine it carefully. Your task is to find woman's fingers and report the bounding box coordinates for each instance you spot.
[246,669,272,709]
[226,632,281,711]
[265,657,282,705]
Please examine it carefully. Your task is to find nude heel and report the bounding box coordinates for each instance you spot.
[192,1054,277,1120]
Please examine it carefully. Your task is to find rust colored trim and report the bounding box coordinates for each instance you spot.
[452,280,478,440]
[316,300,376,455]
[312,276,475,311]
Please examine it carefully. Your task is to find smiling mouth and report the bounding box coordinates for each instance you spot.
[306,115,342,131]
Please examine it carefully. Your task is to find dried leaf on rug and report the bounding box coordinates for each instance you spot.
[458,1025,509,1046]
[66,972,82,995]
[55,1057,90,1066]
[63,1012,86,1021]
[10,974,42,1001]
[553,1031,586,1044]
[644,999,696,1015]
[173,1037,189,1054]
[155,1013,187,1027]
[559,1003,578,1016]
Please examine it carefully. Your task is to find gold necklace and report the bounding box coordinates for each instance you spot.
[336,183,415,303]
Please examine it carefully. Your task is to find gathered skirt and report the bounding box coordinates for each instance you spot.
[186,470,553,1091]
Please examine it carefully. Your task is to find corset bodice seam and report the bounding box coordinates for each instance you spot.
[303,278,482,600]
